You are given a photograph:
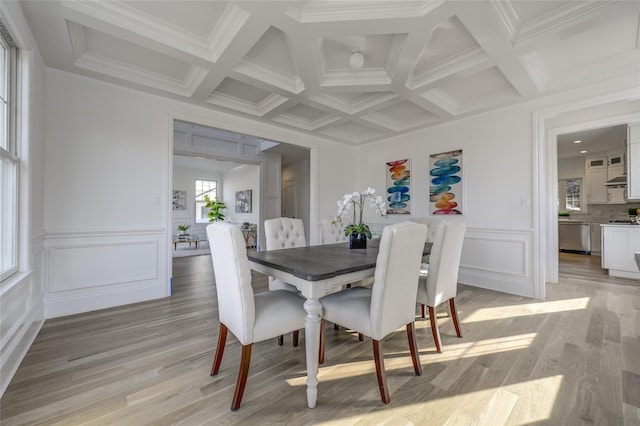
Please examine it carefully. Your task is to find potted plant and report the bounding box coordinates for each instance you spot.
[204,195,227,222]
[177,224,191,236]
[333,187,387,249]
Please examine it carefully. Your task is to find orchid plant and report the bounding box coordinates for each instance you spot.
[334,187,387,239]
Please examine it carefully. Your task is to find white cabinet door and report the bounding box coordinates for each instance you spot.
[602,226,640,278]
[628,124,640,200]
[587,168,607,203]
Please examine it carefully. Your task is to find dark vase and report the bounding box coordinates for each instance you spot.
[349,232,367,249]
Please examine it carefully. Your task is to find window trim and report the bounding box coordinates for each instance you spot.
[194,178,218,224]
[0,19,19,283]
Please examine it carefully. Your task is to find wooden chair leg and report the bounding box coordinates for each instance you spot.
[292,330,299,347]
[277,335,283,345]
[333,323,339,330]
[449,298,463,338]
[421,304,426,319]
[359,333,364,341]
[319,320,326,364]
[211,323,228,376]
[372,340,390,404]
[406,322,422,376]
[428,306,442,353]
[231,344,252,411]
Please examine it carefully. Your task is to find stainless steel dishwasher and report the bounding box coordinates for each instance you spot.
[558,221,591,254]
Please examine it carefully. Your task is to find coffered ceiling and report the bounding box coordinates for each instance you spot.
[18,1,640,146]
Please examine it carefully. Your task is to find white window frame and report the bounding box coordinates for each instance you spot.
[195,179,218,223]
[0,20,18,283]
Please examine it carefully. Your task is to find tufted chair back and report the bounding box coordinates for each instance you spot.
[264,217,306,292]
[207,222,255,345]
[264,217,306,249]
[320,219,348,244]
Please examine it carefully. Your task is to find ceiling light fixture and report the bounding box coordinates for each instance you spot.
[349,48,364,69]
[574,140,582,144]
[580,150,587,154]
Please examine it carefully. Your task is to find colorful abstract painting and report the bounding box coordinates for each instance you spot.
[385,159,411,214]
[430,150,463,215]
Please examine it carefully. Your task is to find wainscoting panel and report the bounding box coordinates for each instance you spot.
[44,230,169,318]
[0,236,45,396]
[458,227,535,298]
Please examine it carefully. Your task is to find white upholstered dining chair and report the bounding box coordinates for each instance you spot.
[319,218,348,244]
[264,217,306,346]
[318,221,428,404]
[416,220,466,353]
[206,223,306,411]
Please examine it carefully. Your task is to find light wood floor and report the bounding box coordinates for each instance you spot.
[1,253,639,425]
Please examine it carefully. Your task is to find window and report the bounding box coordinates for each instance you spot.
[559,178,582,213]
[195,179,217,223]
[0,21,18,282]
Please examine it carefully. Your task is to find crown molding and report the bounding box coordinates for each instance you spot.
[407,47,488,90]
[285,1,445,23]
[515,1,612,46]
[63,0,247,63]
[234,57,305,95]
[67,21,208,96]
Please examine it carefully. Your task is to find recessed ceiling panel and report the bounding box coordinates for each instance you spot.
[373,100,439,128]
[319,121,385,144]
[511,1,572,23]
[83,26,191,79]
[245,26,296,76]
[124,1,228,39]
[414,16,480,75]
[285,103,329,121]
[214,78,272,103]
[523,13,639,79]
[437,67,518,106]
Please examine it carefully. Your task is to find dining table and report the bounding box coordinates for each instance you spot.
[247,239,432,408]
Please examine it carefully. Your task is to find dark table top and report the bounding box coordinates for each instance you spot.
[247,240,431,282]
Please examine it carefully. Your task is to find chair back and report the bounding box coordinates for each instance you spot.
[369,221,427,340]
[410,216,445,243]
[207,223,255,345]
[264,217,306,249]
[424,221,466,306]
[320,219,348,244]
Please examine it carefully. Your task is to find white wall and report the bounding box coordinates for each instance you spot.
[39,66,355,318]
[0,1,46,397]
[558,157,585,180]
[223,165,260,228]
[355,77,639,298]
[356,106,535,297]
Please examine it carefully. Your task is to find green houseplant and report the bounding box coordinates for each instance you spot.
[204,195,227,222]
[177,224,191,235]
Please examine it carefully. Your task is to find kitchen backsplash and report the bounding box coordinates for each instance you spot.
[570,203,640,222]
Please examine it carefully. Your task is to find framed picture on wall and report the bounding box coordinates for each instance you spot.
[172,190,187,210]
[385,159,411,214]
[429,149,463,215]
[235,190,252,213]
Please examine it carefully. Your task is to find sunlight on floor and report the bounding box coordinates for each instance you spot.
[462,297,591,323]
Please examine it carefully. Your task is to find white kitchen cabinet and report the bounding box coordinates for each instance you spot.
[601,224,640,279]
[607,164,624,180]
[586,167,608,204]
[586,157,606,169]
[607,186,627,204]
[628,124,640,200]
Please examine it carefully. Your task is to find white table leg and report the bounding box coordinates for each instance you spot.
[303,297,322,408]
